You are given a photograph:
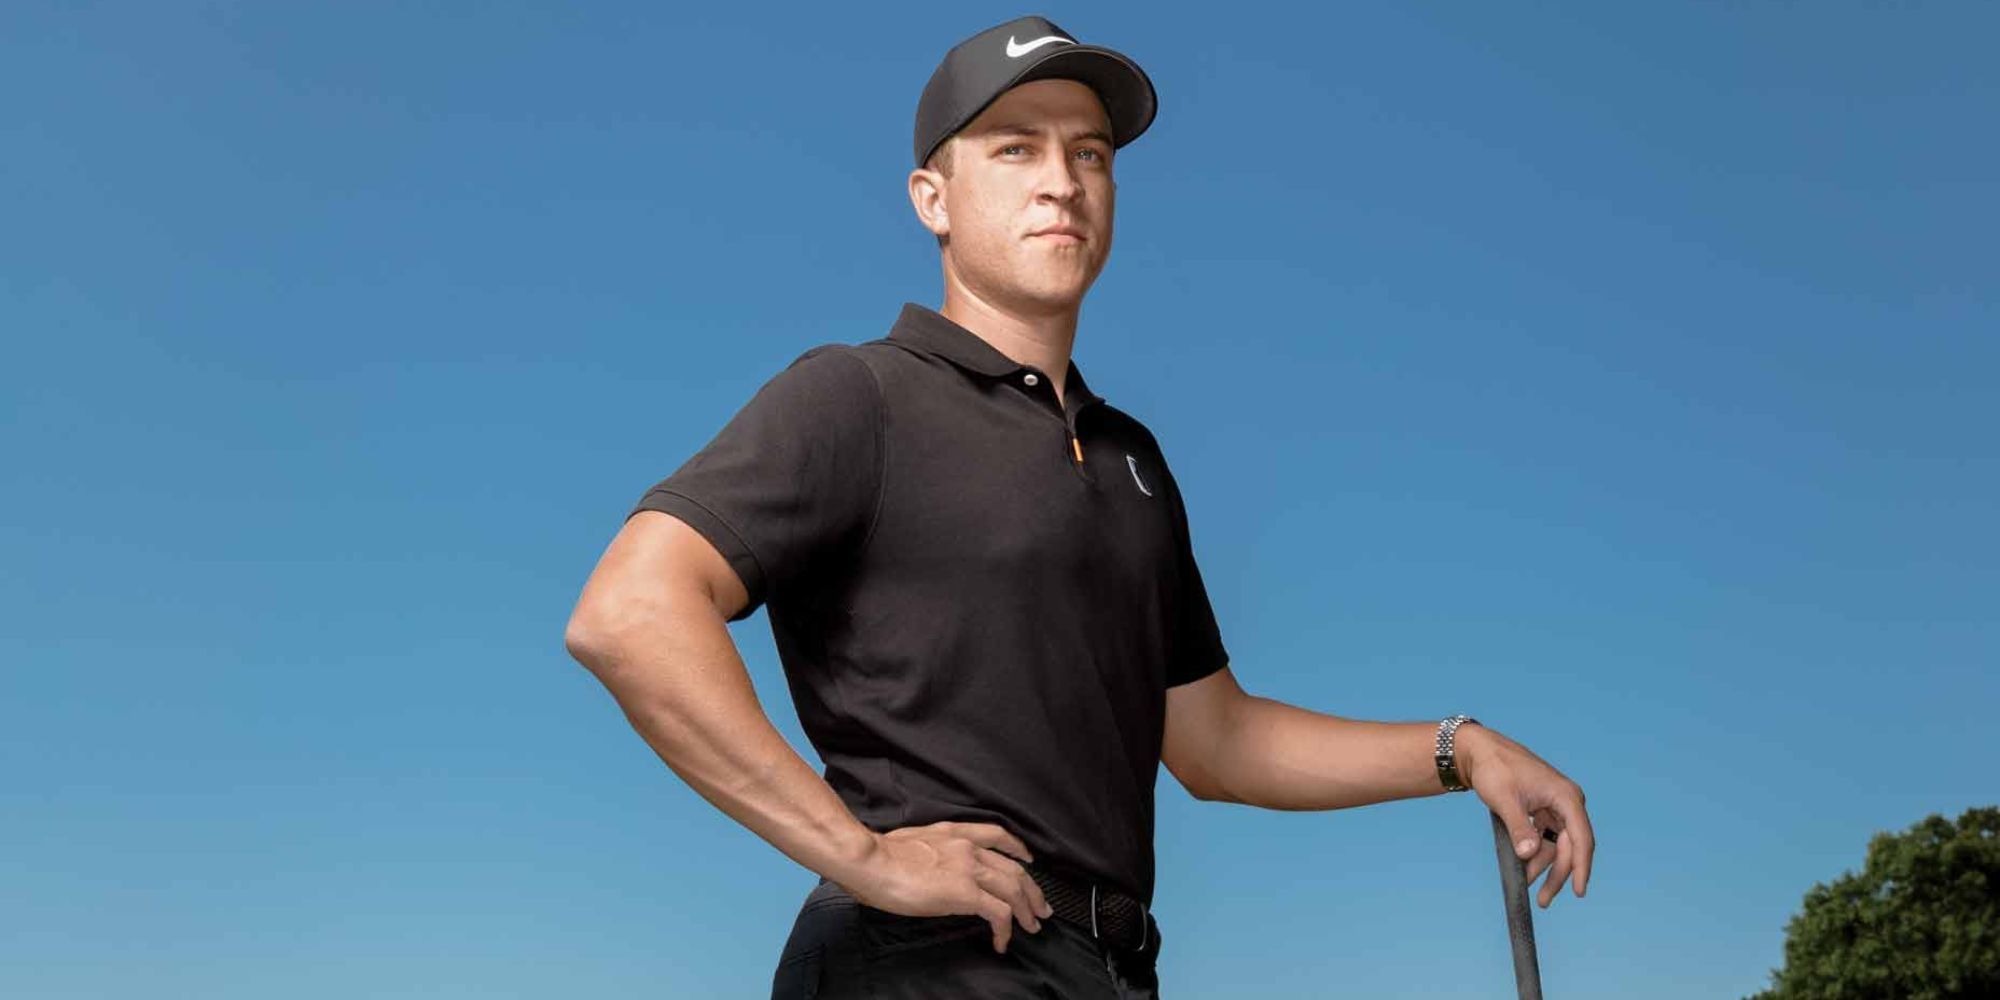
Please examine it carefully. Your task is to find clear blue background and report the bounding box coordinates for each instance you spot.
[5,3,1994,997]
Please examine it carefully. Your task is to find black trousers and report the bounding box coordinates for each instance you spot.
[771,876,1164,999]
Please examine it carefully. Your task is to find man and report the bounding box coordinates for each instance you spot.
[563,15,1595,999]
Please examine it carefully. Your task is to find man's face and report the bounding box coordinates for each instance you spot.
[915,78,1117,315]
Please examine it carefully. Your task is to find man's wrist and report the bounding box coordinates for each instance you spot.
[820,820,883,889]
[1451,721,1489,791]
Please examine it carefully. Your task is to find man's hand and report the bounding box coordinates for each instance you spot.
[1458,725,1595,908]
[844,820,1055,954]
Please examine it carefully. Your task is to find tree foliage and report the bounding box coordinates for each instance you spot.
[1748,806,1999,999]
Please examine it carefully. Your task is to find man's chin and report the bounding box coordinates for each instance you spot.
[1013,268,1100,309]
[1013,283,1092,314]
[959,260,1098,315]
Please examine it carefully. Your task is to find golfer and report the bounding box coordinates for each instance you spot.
[565,15,1596,999]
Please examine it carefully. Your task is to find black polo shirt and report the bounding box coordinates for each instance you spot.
[626,302,1229,907]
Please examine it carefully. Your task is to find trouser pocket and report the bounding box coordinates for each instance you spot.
[855,906,991,955]
[770,945,822,1000]
[771,879,858,999]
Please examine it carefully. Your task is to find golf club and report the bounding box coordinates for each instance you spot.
[1491,810,1547,999]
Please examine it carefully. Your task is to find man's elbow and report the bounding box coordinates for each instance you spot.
[563,586,673,678]
[1164,755,1236,803]
[563,613,611,669]
[564,605,624,677]
[563,574,720,685]
[565,511,749,671]
[1185,774,1239,804]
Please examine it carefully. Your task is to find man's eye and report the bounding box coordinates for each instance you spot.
[1076,148,1104,162]
[1000,144,1027,155]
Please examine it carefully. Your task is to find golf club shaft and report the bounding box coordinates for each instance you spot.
[1490,811,1545,999]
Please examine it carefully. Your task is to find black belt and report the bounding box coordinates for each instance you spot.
[1025,864,1151,953]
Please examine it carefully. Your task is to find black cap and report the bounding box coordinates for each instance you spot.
[913,15,1158,168]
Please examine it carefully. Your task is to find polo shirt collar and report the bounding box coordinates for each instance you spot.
[889,302,1104,409]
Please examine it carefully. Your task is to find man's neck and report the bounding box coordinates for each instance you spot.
[938,286,1079,405]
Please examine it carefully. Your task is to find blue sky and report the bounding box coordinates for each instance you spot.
[4,3,1994,997]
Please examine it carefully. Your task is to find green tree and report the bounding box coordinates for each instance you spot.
[1747,806,1999,1000]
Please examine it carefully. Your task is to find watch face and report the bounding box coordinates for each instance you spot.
[1436,717,1474,791]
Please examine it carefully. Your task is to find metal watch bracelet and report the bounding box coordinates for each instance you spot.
[1435,714,1479,792]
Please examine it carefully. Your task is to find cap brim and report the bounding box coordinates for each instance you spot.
[1011,45,1158,150]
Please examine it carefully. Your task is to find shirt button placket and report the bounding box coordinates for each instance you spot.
[1018,368,1089,478]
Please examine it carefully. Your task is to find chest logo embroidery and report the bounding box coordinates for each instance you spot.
[1126,454,1153,497]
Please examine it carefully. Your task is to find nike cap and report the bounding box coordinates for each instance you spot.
[913,14,1158,168]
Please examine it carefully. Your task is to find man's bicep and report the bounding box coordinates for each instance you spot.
[571,508,751,645]
[628,508,753,620]
[626,490,762,622]
[1162,665,1247,801]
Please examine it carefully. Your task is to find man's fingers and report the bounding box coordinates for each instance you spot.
[1552,795,1594,897]
[1574,839,1593,898]
[1488,795,1540,860]
[973,862,1043,934]
[980,849,1054,919]
[959,822,1035,865]
[1521,810,1553,881]
[1538,832,1574,908]
[974,892,1014,953]
[1524,831,1558,883]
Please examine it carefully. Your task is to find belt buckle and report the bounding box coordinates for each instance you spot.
[1088,884,1150,953]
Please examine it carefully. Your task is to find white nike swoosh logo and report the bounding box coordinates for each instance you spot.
[1006,34,1073,58]
[1127,454,1153,496]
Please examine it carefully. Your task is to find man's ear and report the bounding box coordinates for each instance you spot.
[908,167,949,240]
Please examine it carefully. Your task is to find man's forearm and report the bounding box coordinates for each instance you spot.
[1207,695,1481,810]
[567,598,878,886]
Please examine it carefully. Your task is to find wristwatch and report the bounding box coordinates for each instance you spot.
[1435,715,1479,792]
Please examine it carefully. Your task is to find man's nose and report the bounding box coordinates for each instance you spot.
[1034,151,1083,204]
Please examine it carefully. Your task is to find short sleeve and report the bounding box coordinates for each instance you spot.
[626,346,883,622]
[1158,452,1230,688]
